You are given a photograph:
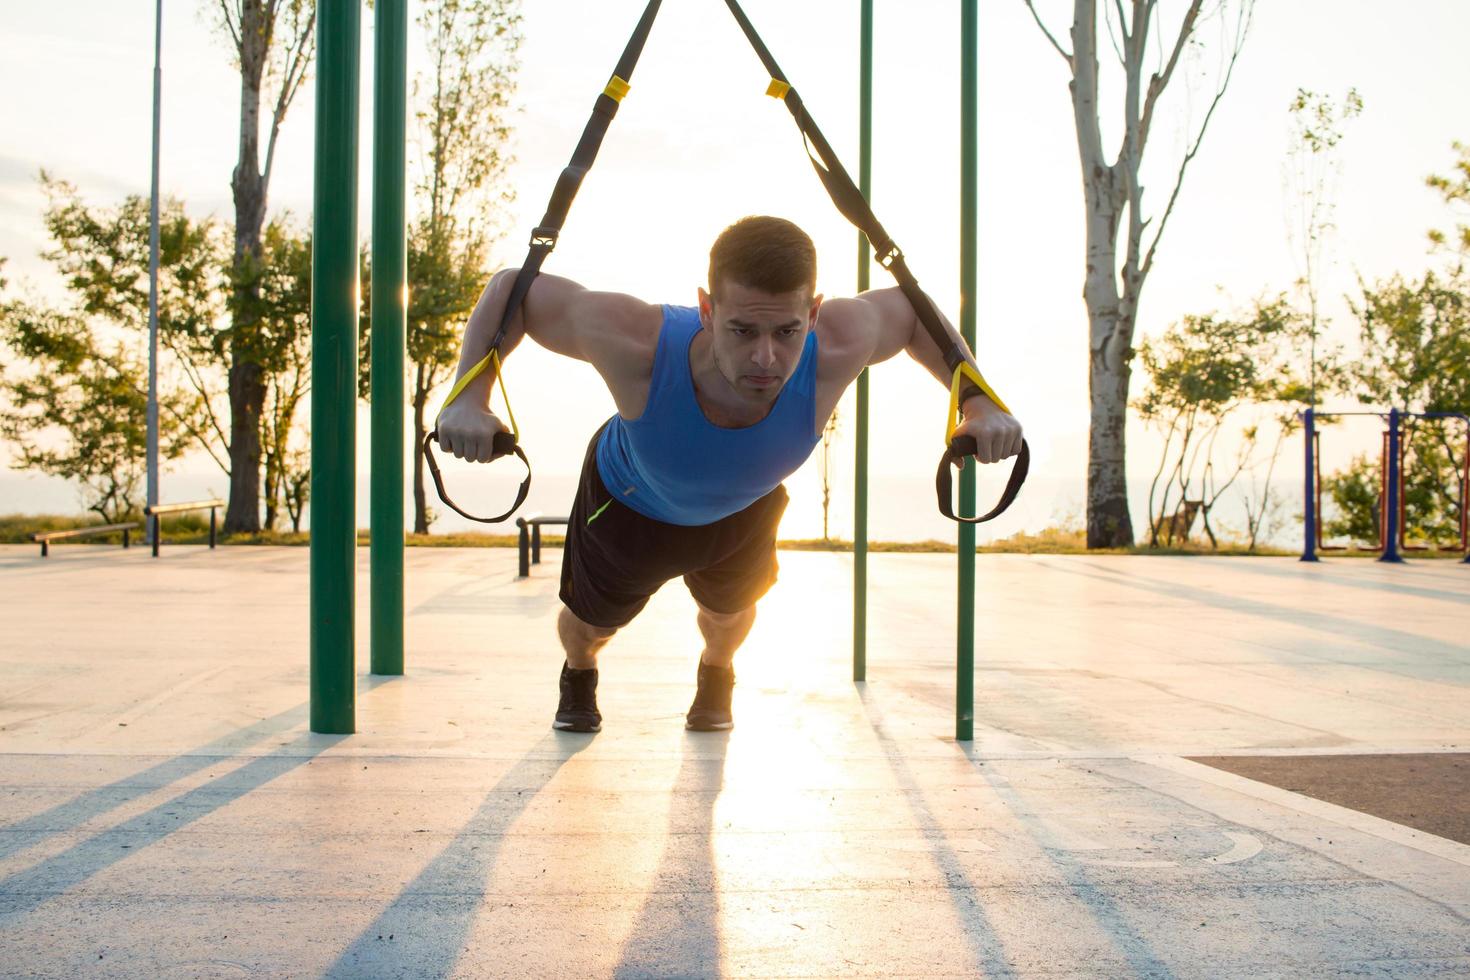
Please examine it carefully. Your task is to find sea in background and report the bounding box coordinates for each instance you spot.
[6,392,1408,552]
[2,434,1322,551]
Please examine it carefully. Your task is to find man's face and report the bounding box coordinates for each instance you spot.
[698,280,822,402]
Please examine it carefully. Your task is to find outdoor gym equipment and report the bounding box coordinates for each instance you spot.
[1301,407,1470,564]
[310,0,1020,740]
[423,0,1027,530]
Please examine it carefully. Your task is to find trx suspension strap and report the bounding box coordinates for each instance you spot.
[423,0,665,523]
[720,0,1029,525]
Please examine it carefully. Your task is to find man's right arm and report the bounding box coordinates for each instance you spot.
[436,270,658,462]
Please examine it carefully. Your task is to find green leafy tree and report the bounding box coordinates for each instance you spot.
[1134,298,1320,549]
[405,230,493,533]
[1321,452,1380,546]
[0,303,195,523]
[210,0,317,533]
[1350,271,1470,415]
[7,178,228,523]
[32,178,321,531]
[1426,141,1470,259]
[1399,423,1464,548]
[392,0,521,533]
[38,175,230,471]
[245,221,313,531]
[1341,271,1469,548]
[1319,149,1470,549]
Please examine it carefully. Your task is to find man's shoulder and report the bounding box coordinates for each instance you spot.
[570,291,664,384]
[814,296,880,377]
[575,290,664,350]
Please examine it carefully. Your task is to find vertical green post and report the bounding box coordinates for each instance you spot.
[310,0,361,735]
[956,0,979,742]
[370,0,407,676]
[853,0,873,683]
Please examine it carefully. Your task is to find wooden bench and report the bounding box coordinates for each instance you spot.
[516,514,568,578]
[32,522,140,558]
[143,498,226,557]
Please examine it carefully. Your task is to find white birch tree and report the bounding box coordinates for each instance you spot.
[1023,0,1254,547]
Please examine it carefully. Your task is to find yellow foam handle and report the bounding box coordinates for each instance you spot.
[766,78,790,99]
[946,362,1012,444]
[604,75,631,102]
[436,348,520,441]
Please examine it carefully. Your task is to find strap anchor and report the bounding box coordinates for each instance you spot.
[530,226,560,250]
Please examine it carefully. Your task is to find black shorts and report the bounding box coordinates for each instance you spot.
[559,423,790,629]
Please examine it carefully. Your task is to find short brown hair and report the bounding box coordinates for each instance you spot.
[708,216,817,299]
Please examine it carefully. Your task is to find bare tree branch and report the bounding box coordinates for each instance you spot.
[1138,0,1205,154]
[94,346,231,476]
[158,335,232,467]
[1023,0,1075,68]
[1139,2,1251,283]
[218,0,242,54]
[261,7,316,202]
[1101,0,1128,65]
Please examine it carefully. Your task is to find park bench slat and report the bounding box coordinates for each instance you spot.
[32,522,140,557]
[144,499,226,557]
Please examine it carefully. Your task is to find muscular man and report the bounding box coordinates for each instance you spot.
[437,216,1023,733]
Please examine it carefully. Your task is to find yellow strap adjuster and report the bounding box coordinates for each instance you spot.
[437,348,520,441]
[766,78,790,99]
[604,75,631,102]
[946,362,1012,443]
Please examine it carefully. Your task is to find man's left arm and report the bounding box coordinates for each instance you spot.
[842,286,1023,465]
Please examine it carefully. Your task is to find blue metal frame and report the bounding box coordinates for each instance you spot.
[1304,408,1470,564]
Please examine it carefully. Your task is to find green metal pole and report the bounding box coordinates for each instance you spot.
[957,0,978,742]
[370,0,407,676]
[310,0,361,734]
[853,0,873,684]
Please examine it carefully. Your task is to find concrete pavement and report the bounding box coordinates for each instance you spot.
[1,546,1466,977]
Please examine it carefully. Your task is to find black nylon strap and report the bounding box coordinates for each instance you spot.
[937,438,1030,525]
[721,0,1027,525]
[424,0,664,524]
[424,431,530,525]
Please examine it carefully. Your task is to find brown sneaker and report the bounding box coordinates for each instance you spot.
[685,661,734,731]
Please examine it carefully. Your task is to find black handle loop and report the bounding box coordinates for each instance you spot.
[936,437,1030,525]
[423,429,531,525]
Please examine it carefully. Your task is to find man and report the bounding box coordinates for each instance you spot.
[437,216,1023,733]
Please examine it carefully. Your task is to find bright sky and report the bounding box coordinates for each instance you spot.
[2,1,1467,543]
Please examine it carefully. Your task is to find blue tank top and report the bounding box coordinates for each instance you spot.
[595,304,821,526]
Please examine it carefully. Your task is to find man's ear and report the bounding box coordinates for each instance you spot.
[698,286,713,329]
[808,292,824,326]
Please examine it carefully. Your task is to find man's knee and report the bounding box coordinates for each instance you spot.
[695,599,755,626]
[559,604,619,641]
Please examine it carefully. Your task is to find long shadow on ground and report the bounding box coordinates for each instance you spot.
[1040,559,1470,669]
[612,733,726,979]
[0,729,344,927]
[322,733,592,979]
[857,689,1020,977]
[0,703,310,865]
